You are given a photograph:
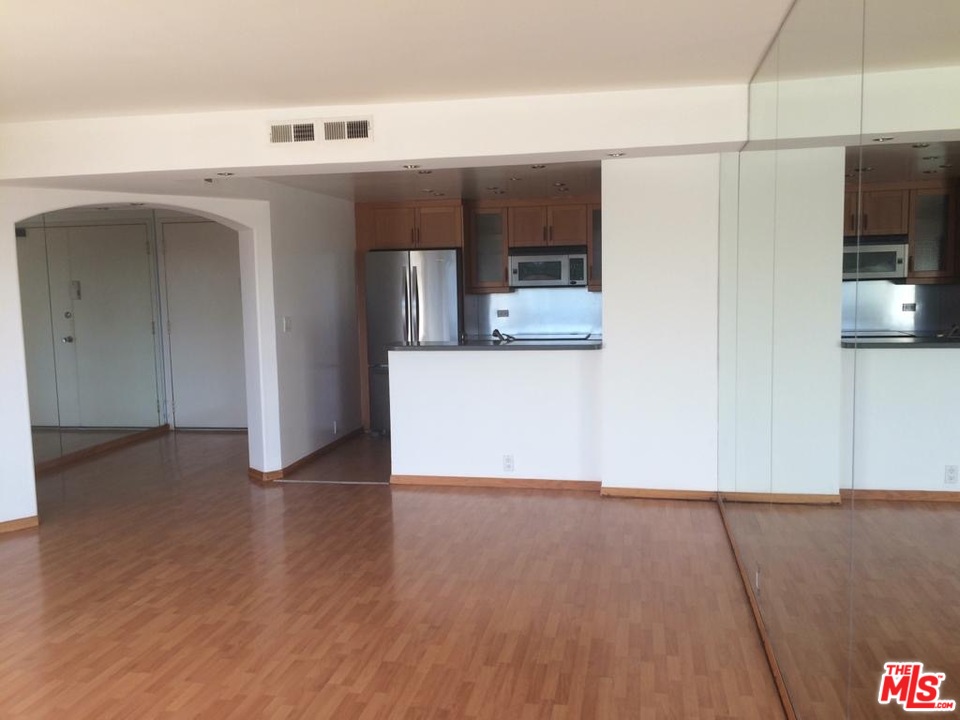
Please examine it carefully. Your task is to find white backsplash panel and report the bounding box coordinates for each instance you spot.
[464,287,602,339]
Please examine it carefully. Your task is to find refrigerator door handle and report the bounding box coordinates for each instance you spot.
[411,266,420,344]
[401,267,410,344]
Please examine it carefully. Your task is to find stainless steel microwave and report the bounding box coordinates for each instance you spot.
[509,252,587,287]
[842,243,908,280]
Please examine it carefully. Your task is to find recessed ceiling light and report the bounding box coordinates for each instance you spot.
[403,164,421,170]
[872,136,895,143]
[558,187,571,193]
[922,170,938,175]
[421,189,434,193]
[485,186,500,191]
[607,152,626,157]
[129,202,145,207]
[493,189,506,195]
[417,170,432,175]
[432,192,445,197]
[216,171,234,177]
[922,156,940,161]
[530,164,546,170]
[553,182,567,187]
[912,143,930,149]
[203,178,214,183]
[509,176,522,181]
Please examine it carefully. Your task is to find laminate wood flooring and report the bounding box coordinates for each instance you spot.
[723,499,960,719]
[0,433,782,719]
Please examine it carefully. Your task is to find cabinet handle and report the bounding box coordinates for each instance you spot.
[863,213,868,232]
[548,226,553,244]
[411,228,416,246]
[503,266,508,282]
[850,214,856,232]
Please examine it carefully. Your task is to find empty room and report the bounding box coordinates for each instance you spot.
[1,0,958,718]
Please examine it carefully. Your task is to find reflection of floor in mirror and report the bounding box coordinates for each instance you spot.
[2,432,785,719]
[723,499,960,720]
[31,427,143,463]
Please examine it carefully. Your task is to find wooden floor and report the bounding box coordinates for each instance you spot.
[0,433,782,719]
[32,428,142,463]
[724,499,960,720]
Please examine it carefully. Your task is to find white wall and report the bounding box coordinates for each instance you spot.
[600,154,720,492]
[389,350,599,481]
[0,186,281,525]
[770,147,844,494]
[268,185,361,467]
[0,85,747,183]
[722,147,845,496]
[841,349,960,492]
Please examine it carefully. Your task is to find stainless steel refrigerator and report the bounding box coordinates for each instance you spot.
[365,249,461,434]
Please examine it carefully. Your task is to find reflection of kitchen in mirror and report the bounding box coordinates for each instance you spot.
[847,0,960,717]
[719,0,960,717]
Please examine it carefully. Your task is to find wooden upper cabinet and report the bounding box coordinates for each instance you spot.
[509,206,548,247]
[362,203,464,250]
[548,205,587,245]
[372,207,417,249]
[843,192,859,236]
[861,190,909,236]
[417,206,463,248]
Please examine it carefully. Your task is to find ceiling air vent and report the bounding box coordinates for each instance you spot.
[270,122,316,143]
[324,118,371,141]
[271,118,371,144]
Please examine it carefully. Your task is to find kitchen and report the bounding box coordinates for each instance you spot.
[354,161,604,488]
[840,139,960,493]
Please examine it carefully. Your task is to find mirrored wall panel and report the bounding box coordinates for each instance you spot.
[722,0,960,717]
[17,215,164,465]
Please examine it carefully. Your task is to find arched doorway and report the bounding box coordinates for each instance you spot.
[0,188,282,528]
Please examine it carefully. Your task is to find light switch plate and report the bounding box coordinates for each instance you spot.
[497,309,509,318]
[282,316,292,333]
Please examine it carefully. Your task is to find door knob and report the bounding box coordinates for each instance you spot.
[61,336,74,343]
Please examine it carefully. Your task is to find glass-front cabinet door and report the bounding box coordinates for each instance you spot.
[908,188,955,280]
[587,204,601,290]
[468,207,510,292]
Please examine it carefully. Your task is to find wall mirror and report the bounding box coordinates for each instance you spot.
[721,0,960,716]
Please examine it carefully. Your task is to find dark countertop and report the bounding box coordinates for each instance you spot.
[389,337,602,351]
[841,335,960,349]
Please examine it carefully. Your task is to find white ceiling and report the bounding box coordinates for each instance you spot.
[272,162,601,202]
[0,0,793,122]
[846,140,960,184]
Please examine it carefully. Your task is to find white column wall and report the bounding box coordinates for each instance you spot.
[721,147,845,497]
[600,155,721,492]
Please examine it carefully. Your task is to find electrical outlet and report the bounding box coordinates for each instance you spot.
[496,309,509,318]
[945,465,958,485]
[503,454,514,472]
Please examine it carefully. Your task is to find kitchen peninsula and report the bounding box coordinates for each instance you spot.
[388,343,601,489]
